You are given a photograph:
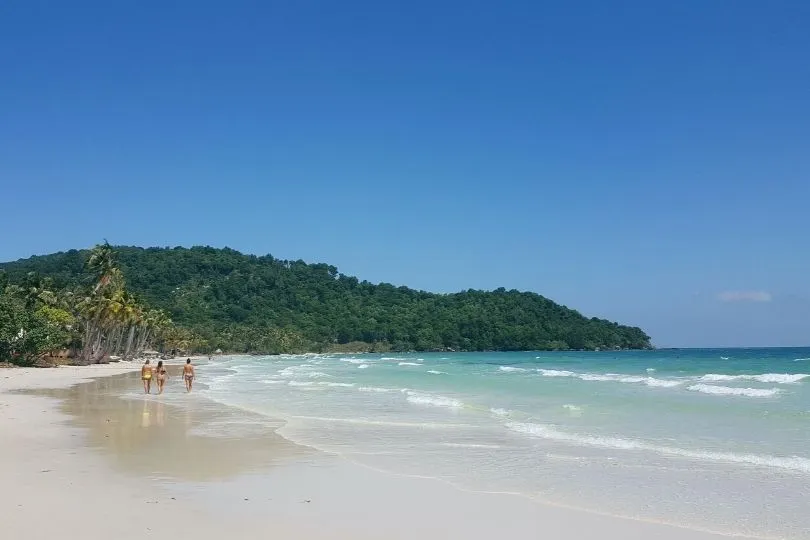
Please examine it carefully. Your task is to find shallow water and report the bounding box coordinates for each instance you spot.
[27,371,310,481]
[195,349,810,538]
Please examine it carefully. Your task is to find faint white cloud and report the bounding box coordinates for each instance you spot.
[717,290,773,303]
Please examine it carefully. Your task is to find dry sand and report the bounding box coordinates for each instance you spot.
[0,364,746,539]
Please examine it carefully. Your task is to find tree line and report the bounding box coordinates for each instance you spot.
[0,245,652,358]
[0,244,195,366]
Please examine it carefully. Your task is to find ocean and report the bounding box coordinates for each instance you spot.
[193,349,810,538]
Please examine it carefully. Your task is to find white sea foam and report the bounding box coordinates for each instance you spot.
[405,391,464,409]
[189,420,275,439]
[646,368,656,373]
[537,368,575,377]
[426,370,447,375]
[687,384,782,398]
[357,364,369,369]
[276,364,319,378]
[290,415,473,429]
[357,386,398,393]
[440,443,502,449]
[699,373,808,384]
[288,380,315,387]
[261,379,285,385]
[563,404,582,412]
[643,378,683,388]
[537,368,805,388]
[398,362,422,366]
[499,366,528,372]
[505,422,810,473]
[537,369,682,388]
[720,356,730,360]
[318,382,355,387]
[795,358,810,362]
[490,408,511,417]
[306,371,332,379]
[340,358,366,364]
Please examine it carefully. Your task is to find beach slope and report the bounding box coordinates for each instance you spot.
[1,365,733,540]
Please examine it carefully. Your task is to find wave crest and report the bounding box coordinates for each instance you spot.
[687,384,781,398]
[357,386,398,393]
[406,391,464,409]
[537,369,682,388]
[505,422,810,472]
[700,373,808,384]
[499,366,528,372]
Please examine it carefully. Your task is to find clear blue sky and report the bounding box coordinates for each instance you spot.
[2,1,808,348]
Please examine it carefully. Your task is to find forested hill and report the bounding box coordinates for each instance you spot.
[0,246,652,353]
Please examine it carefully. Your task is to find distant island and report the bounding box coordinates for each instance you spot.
[0,245,651,363]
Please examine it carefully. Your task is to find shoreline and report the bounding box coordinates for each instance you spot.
[0,363,764,540]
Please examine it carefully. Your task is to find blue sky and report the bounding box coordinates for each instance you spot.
[1,1,808,347]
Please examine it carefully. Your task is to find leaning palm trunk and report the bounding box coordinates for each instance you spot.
[80,304,108,363]
[112,326,126,355]
[124,325,136,359]
[135,328,152,356]
[91,327,105,362]
[78,327,95,364]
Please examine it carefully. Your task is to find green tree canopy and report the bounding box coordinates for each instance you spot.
[0,246,652,354]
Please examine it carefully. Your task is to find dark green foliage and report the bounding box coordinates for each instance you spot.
[0,294,68,365]
[0,246,652,353]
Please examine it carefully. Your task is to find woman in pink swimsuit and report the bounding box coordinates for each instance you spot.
[183,358,195,392]
[155,360,168,395]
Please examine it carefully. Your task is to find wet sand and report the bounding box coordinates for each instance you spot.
[0,364,742,540]
[31,370,313,481]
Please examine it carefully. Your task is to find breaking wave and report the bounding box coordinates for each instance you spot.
[405,391,464,409]
[699,373,808,384]
[506,422,810,473]
[686,384,782,398]
[536,369,682,388]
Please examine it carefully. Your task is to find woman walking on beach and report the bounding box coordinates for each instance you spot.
[183,358,195,392]
[141,359,153,394]
[155,360,168,395]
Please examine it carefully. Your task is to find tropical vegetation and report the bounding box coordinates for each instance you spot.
[0,245,652,363]
[0,244,183,366]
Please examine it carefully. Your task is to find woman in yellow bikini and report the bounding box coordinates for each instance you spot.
[141,359,153,394]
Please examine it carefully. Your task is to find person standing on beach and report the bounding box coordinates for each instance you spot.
[141,359,153,394]
[155,360,168,395]
[183,358,195,392]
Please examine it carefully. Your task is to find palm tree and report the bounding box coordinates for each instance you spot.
[122,294,144,360]
[87,242,117,293]
[77,265,126,363]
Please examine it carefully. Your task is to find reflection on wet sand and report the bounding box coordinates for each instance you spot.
[26,371,311,482]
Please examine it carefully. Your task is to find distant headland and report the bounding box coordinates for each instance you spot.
[0,244,652,364]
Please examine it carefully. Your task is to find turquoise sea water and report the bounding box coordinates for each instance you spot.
[193,349,810,538]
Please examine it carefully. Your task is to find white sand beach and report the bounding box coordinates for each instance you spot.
[0,364,744,540]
